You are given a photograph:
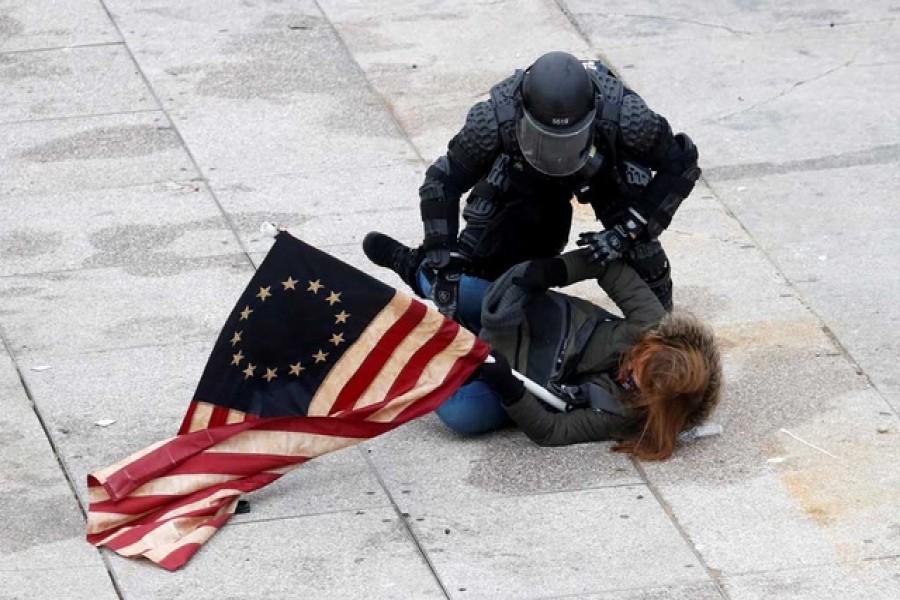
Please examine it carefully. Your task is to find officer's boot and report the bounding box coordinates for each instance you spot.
[626,240,673,311]
[362,232,425,297]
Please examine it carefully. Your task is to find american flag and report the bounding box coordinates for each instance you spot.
[86,231,490,570]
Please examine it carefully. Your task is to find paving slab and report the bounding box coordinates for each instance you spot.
[565,1,899,167]
[320,0,590,158]
[761,389,900,563]
[107,508,445,600]
[0,44,155,124]
[709,164,900,395]
[0,0,118,53]
[17,340,220,506]
[406,486,711,599]
[0,111,195,196]
[0,181,238,277]
[723,557,900,600]
[291,205,422,257]
[567,194,900,579]
[232,446,393,523]
[885,393,900,416]
[0,254,254,358]
[572,182,811,328]
[0,343,15,383]
[639,383,897,574]
[365,416,641,510]
[562,0,897,39]
[582,583,724,600]
[209,164,425,253]
[568,583,725,600]
[0,347,117,599]
[104,0,323,107]
[166,97,418,180]
[103,0,419,178]
[0,567,118,600]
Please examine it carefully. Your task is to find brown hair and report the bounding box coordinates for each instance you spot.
[613,311,722,461]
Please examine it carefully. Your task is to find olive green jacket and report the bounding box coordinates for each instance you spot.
[480,251,666,446]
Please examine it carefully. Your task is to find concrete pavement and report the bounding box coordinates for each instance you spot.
[1,1,898,598]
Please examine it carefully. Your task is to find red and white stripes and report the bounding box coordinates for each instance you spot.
[86,290,489,570]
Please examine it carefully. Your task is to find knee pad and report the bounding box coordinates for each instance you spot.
[627,241,668,280]
[647,277,673,311]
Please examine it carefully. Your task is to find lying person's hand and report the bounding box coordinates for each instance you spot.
[511,257,567,290]
[476,350,525,405]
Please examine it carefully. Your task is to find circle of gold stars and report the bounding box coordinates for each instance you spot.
[229,276,351,382]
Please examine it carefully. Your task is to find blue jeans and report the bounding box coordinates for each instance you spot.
[417,270,512,435]
[435,380,512,435]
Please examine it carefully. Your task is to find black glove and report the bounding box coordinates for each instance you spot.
[511,257,568,290]
[431,266,461,318]
[476,350,525,406]
[577,224,632,266]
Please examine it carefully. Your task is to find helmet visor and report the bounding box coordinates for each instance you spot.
[517,107,596,176]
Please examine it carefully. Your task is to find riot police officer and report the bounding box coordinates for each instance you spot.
[364,50,700,329]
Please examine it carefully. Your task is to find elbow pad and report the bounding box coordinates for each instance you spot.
[633,133,701,237]
[419,156,460,264]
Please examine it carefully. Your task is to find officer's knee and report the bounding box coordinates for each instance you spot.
[627,241,668,281]
[627,241,673,310]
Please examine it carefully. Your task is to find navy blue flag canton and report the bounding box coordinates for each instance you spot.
[189,232,395,420]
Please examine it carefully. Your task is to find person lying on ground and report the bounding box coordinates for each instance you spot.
[435,250,722,461]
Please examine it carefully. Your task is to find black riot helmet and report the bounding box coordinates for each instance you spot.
[517,51,596,176]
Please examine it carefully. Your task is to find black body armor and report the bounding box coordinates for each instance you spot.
[417,55,699,301]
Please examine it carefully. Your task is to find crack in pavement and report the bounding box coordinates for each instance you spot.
[709,18,897,124]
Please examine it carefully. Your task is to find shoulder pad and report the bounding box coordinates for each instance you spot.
[489,69,525,156]
[619,93,666,156]
[449,100,501,170]
[489,71,523,111]
[593,69,624,104]
[582,59,612,79]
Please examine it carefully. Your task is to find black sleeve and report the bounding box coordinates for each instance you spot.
[556,253,665,374]
[558,252,665,323]
[595,259,666,327]
[418,100,501,252]
[616,90,700,236]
